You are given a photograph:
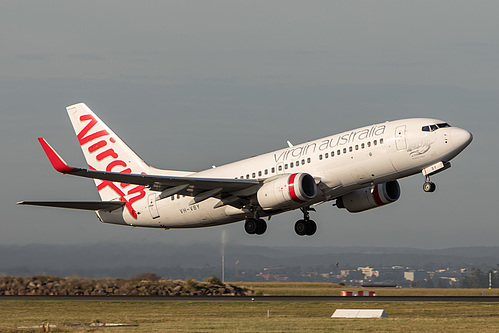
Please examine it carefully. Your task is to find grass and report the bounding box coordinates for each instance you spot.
[3,283,499,332]
[2,301,499,332]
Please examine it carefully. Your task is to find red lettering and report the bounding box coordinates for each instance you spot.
[88,140,107,153]
[127,185,147,207]
[106,160,128,172]
[78,114,109,146]
[89,165,145,219]
[96,149,118,161]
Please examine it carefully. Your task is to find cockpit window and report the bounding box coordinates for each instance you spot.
[422,123,452,132]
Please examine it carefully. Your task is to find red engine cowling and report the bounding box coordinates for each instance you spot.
[257,173,317,210]
[336,180,400,213]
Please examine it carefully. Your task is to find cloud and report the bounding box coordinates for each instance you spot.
[68,53,105,61]
[16,54,51,62]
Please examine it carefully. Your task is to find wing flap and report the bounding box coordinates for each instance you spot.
[17,201,125,211]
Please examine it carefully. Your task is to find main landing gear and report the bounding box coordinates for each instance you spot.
[244,218,267,235]
[294,207,317,236]
[423,175,436,193]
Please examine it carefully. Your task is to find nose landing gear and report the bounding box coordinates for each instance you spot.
[423,175,436,193]
[295,207,317,236]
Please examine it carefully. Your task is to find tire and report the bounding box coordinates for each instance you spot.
[255,219,267,235]
[244,218,258,234]
[294,220,307,236]
[305,220,317,236]
[423,182,436,193]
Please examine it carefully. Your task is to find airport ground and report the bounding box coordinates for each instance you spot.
[3,283,499,332]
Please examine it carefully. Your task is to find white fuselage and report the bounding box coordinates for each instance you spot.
[97,118,472,229]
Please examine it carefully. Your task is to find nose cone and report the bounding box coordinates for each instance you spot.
[452,127,473,150]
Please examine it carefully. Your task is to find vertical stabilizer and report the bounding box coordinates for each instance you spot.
[66,103,150,207]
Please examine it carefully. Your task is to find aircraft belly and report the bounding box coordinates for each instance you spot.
[150,197,236,228]
[97,210,127,226]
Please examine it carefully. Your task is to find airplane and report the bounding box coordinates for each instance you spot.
[18,103,473,236]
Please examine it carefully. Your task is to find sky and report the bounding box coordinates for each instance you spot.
[1,1,498,249]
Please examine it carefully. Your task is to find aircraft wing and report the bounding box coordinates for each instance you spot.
[38,138,261,199]
[17,201,125,211]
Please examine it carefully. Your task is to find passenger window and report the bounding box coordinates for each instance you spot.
[258,171,262,177]
[367,142,371,147]
[285,164,288,169]
[325,153,329,158]
[246,174,249,179]
[319,154,323,160]
[252,172,256,178]
[343,148,347,154]
[361,143,365,149]
[290,162,294,168]
[240,176,244,179]
[331,151,335,157]
[271,167,275,173]
[278,165,282,171]
[301,159,305,165]
[337,150,341,155]
[296,160,300,166]
[349,146,353,152]
[374,140,377,146]
[264,169,268,175]
[171,196,174,201]
[380,138,384,144]
[307,158,311,163]
[355,145,359,150]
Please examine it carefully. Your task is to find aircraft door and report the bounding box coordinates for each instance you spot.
[148,193,160,219]
[395,125,407,151]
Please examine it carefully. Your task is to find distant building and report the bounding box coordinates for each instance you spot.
[404,270,430,281]
[358,266,379,278]
[338,270,350,278]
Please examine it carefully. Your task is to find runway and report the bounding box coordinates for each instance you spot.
[2,295,499,302]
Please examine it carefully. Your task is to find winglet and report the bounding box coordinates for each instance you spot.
[38,138,79,174]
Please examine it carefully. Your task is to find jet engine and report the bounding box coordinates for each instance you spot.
[336,180,400,213]
[257,173,317,210]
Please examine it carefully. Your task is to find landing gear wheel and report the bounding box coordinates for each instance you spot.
[295,220,307,236]
[245,218,267,235]
[423,182,436,193]
[255,219,267,235]
[244,218,258,234]
[305,220,317,236]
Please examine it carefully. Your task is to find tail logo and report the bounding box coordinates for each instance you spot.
[78,114,146,219]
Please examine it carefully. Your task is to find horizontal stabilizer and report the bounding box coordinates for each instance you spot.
[17,201,125,211]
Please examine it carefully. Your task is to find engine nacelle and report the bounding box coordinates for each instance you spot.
[336,180,400,213]
[257,173,317,210]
